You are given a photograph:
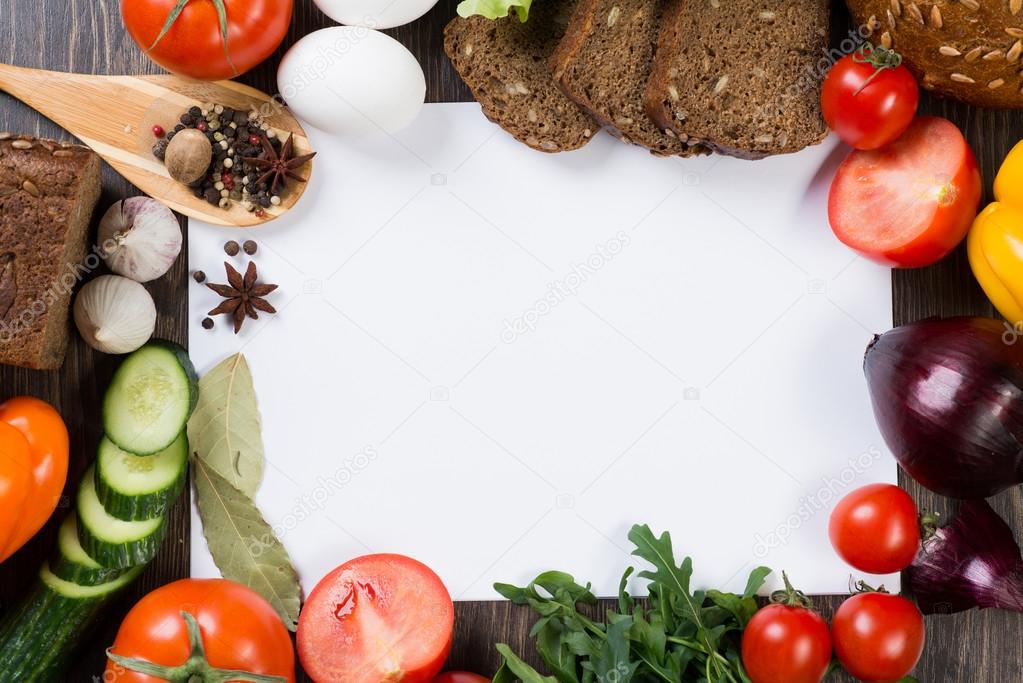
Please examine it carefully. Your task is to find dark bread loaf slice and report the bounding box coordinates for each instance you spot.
[550,0,705,156]
[0,134,101,370]
[645,0,829,159]
[444,0,598,153]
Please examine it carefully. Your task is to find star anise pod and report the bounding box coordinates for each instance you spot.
[207,261,278,333]
[242,134,316,196]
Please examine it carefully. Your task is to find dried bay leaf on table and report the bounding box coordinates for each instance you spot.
[187,352,264,497]
[193,457,301,631]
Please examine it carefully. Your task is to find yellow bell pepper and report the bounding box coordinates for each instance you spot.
[969,140,1023,327]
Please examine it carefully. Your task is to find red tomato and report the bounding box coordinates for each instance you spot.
[832,592,925,683]
[742,603,832,683]
[828,116,982,268]
[298,554,455,683]
[105,578,295,682]
[0,423,32,555]
[433,673,491,683]
[822,44,919,150]
[829,484,919,574]
[0,397,69,561]
[120,0,293,80]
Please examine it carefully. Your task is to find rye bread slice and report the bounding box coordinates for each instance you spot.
[444,1,598,153]
[550,0,704,156]
[645,1,829,160]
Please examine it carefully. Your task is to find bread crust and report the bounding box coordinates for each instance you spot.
[847,0,1023,108]
[0,135,100,370]
[444,1,598,153]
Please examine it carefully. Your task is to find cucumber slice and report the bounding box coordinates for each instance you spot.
[103,340,198,456]
[96,432,188,521]
[77,466,166,568]
[50,514,126,586]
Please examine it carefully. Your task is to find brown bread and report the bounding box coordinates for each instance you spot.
[645,0,830,159]
[0,135,101,370]
[444,0,598,152]
[550,0,705,156]
[846,0,1023,108]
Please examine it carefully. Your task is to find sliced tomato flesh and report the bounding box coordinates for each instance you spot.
[828,116,980,266]
[298,554,454,683]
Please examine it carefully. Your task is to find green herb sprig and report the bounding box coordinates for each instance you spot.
[493,524,771,683]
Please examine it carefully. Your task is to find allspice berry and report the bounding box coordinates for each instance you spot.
[224,241,240,256]
[164,128,213,184]
[243,240,258,255]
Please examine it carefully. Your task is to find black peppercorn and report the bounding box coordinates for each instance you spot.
[193,270,206,283]
[152,138,169,160]
[204,188,220,204]
[259,197,271,208]
[243,240,257,255]
[202,317,215,330]
[189,106,201,117]
[181,114,194,126]
[224,241,240,256]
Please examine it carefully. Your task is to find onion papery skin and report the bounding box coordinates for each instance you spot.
[909,499,1023,615]
[864,316,1023,498]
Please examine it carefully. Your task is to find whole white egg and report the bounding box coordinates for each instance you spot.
[313,0,441,30]
[277,27,426,136]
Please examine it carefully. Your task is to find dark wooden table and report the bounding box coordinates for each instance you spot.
[1,1,1021,681]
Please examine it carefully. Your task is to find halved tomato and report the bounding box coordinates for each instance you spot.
[828,116,982,268]
[297,554,455,683]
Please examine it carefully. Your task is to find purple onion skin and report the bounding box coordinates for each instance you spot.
[909,499,1023,614]
[864,316,1023,498]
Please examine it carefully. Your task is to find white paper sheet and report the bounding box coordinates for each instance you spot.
[188,102,897,599]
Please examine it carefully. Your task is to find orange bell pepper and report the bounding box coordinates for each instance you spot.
[0,397,69,562]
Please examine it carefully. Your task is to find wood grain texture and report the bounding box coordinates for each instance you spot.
[0,64,313,227]
[0,0,1019,681]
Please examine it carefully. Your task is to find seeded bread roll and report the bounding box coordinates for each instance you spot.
[847,0,1023,107]
[550,0,707,156]
[0,134,101,370]
[444,0,598,152]
[645,0,830,159]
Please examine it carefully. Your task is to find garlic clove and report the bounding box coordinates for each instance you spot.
[73,275,157,355]
[97,197,182,283]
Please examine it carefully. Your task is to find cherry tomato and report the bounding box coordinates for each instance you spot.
[105,578,295,682]
[0,397,69,562]
[829,484,919,574]
[298,554,455,683]
[432,673,491,683]
[822,44,919,150]
[742,589,832,683]
[121,0,293,80]
[829,116,982,268]
[832,592,925,683]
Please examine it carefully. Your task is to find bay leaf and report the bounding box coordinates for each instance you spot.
[193,457,301,630]
[187,353,264,497]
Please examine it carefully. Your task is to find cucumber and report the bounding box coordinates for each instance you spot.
[0,563,142,683]
[96,432,188,521]
[103,340,198,456]
[50,514,126,586]
[77,465,167,568]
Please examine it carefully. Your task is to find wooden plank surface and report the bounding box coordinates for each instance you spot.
[0,0,1020,681]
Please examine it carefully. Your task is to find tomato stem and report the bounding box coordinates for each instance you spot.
[850,41,903,96]
[106,611,287,683]
[148,0,238,76]
[768,571,814,609]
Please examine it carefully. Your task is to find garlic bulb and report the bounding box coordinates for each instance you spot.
[98,197,182,283]
[74,275,157,354]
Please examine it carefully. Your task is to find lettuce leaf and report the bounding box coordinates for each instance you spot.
[456,0,534,21]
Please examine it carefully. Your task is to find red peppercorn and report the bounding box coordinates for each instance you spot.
[249,134,261,145]
[197,121,208,132]
[152,124,165,138]
[255,208,266,218]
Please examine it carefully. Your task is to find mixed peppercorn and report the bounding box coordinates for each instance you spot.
[152,104,313,216]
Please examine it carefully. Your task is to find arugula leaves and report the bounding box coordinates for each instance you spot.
[494,524,771,683]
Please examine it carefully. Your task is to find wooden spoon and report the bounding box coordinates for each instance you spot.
[0,63,314,227]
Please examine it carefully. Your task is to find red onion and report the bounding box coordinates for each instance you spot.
[863,316,1023,498]
[908,499,1023,614]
